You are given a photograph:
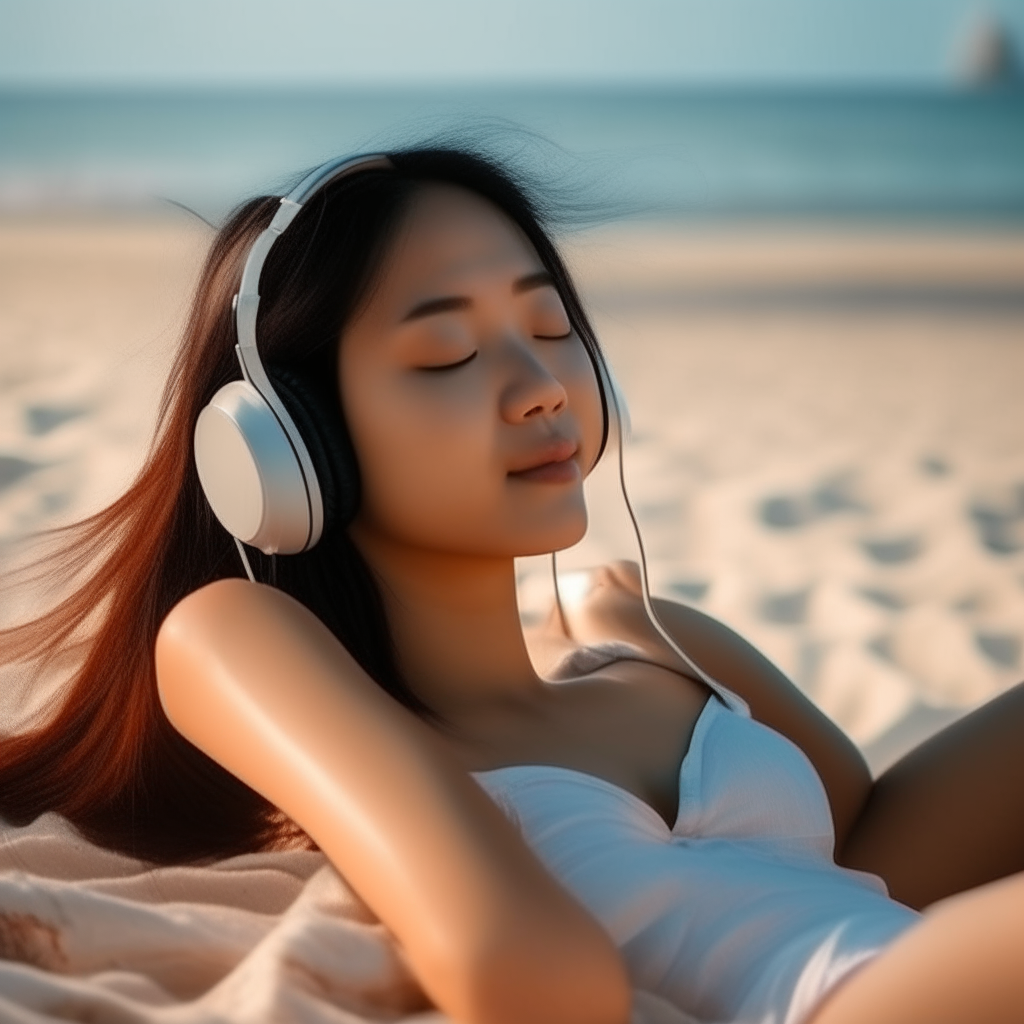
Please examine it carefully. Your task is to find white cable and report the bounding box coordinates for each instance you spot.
[550,546,569,632]
[551,367,730,703]
[235,537,257,583]
[611,413,722,695]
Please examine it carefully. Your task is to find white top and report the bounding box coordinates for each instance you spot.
[472,645,919,1024]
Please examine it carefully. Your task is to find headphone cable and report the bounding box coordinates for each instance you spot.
[550,378,723,697]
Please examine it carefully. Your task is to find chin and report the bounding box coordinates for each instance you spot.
[512,507,589,558]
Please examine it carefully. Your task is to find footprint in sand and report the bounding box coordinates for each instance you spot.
[758,476,866,530]
[0,456,41,493]
[860,535,924,565]
[969,484,1024,555]
[25,405,88,437]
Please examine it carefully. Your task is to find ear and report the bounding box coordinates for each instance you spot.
[266,366,362,530]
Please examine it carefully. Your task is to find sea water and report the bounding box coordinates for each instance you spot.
[1,87,1022,222]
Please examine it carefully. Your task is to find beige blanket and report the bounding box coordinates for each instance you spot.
[0,813,693,1023]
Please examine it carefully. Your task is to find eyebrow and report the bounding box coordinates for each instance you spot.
[512,270,556,294]
[401,296,470,322]
[401,270,557,323]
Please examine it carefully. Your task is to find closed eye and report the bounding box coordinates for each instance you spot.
[534,329,573,340]
[419,351,478,373]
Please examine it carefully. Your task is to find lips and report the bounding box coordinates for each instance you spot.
[508,439,581,484]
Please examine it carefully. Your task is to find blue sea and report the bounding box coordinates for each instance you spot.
[0,87,1022,222]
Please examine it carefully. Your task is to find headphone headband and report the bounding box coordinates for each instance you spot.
[195,153,393,557]
[235,154,394,368]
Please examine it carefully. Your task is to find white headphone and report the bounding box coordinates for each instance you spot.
[193,154,393,558]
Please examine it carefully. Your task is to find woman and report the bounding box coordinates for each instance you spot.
[1,146,1023,1024]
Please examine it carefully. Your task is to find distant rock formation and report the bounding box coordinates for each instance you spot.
[953,12,1022,87]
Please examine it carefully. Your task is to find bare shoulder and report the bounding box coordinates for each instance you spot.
[156,577,338,675]
[154,576,367,739]
[159,577,301,640]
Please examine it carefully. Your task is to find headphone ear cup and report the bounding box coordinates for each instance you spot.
[266,366,361,531]
[195,379,317,554]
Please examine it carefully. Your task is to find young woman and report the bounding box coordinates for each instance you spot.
[1,146,1023,1024]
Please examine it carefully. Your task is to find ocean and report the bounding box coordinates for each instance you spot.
[0,87,1022,223]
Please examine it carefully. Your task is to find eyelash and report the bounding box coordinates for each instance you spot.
[418,326,573,372]
[420,351,478,373]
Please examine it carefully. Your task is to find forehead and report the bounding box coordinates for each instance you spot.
[379,184,544,295]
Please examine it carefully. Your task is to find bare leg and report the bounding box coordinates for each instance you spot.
[810,870,1024,1024]
[840,682,1024,908]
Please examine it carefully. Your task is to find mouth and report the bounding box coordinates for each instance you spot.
[508,439,581,484]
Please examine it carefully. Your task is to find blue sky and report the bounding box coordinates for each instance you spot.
[2,0,1023,88]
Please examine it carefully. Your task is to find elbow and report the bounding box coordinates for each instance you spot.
[447,925,632,1024]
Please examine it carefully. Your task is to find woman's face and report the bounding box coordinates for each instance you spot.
[339,184,604,560]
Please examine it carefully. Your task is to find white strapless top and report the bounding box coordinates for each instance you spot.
[472,644,918,1024]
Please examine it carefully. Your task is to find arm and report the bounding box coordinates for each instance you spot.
[648,590,1024,907]
[155,578,630,1024]
[840,681,1024,908]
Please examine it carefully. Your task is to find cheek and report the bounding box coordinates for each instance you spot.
[344,373,497,539]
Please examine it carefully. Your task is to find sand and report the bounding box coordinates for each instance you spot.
[1,214,1022,771]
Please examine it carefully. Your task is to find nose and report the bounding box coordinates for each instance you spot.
[500,343,568,424]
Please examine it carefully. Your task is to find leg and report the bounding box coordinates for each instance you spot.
[840,682,1024,908]
[809,870,1024,1024]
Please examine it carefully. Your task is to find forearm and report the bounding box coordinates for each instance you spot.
[156,579,630,1024]
[839,681,1024,909]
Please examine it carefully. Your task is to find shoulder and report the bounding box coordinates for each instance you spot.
[157,578,308,651]
[155,579,263,707]
[155,578,330,714]
[162,576,276,621]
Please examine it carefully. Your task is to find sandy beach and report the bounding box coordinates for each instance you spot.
[2,214,1023,772]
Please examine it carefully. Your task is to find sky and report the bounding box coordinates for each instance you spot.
[1,0,1023,88]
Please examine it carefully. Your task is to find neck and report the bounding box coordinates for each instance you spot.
[351,529,547,730]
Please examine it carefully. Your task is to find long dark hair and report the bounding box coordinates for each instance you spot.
[0,146,608,865]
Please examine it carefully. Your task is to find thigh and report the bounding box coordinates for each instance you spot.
[809,871,1024,1024]
[840,682,1024,909]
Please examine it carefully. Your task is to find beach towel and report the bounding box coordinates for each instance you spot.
[0,813,694,1023]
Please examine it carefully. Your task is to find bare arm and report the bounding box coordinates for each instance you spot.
[155,578,630,1024]
[840,682,1024,908]
[648,593,1024,907]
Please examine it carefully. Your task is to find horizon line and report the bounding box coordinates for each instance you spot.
[1,78,1018,95]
